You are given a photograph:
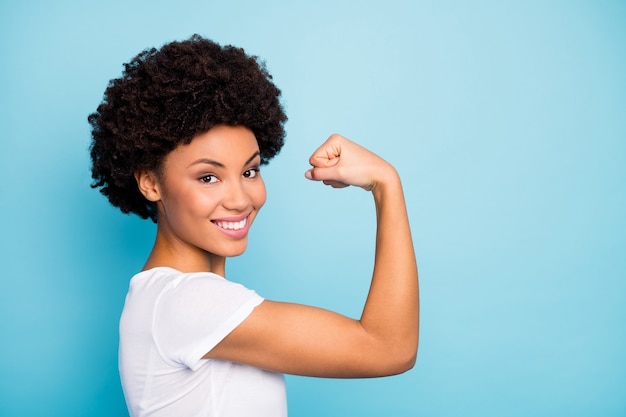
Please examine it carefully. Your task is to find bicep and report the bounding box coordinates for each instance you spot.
[204,300,403,378]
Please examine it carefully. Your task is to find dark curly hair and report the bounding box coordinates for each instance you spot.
[88,34,287,222]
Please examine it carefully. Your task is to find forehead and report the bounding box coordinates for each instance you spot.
[165,125,259,167]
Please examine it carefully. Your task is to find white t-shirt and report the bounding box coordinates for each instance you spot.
[119,267,287,417]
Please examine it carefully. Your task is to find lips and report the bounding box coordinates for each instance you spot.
[211,214,251,238]
[213,216,248,231]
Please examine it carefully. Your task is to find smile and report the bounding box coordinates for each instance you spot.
[213,216,248,231]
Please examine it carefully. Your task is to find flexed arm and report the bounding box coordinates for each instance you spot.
[305,135,419,371]
[206,134,419,377]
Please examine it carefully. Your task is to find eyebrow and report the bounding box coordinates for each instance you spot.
[188,151,261,168]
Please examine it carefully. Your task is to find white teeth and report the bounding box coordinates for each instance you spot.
[215,217,247,231]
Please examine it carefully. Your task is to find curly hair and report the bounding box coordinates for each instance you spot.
[88,34,287,222]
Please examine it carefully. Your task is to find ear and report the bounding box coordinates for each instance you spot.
[134,171,162,202]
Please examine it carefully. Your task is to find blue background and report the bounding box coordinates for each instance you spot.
[1,1,625,416]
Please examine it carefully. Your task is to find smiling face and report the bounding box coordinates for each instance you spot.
[137,125,266,274]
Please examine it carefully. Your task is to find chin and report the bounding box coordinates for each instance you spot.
[226,248,247,258]
[217,242,249,258]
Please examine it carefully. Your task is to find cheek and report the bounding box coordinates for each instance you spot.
[193,192,222,213]
[252,181,267,209]
[164,188,218,217]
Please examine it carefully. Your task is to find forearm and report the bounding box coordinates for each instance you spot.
[221,134,422,377]
[360,169,419,368]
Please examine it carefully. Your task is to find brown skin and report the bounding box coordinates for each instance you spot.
[138,126,419,378]
[135,125,266,276]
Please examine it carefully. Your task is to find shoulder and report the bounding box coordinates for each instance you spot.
[130,267,242,292]
[129,267,263,310]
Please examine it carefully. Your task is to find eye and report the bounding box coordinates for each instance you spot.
[243,168,260,179]
[199,174,219,184]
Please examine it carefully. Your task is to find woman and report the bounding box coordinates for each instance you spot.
[89,34,418,417]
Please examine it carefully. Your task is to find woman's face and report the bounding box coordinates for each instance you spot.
[153,125,266,266]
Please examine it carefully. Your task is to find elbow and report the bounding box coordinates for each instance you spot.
[394,332,419,374]
[403,349,418,372]
[378,340,418,376]
[356,324,419,377]
[392,347,418,375]
[376,353,415,377]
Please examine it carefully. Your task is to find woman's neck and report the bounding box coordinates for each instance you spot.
[142,233,227,277]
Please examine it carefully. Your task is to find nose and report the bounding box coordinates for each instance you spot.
[222,178,251,211]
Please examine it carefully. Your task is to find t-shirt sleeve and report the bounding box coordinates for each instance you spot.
[153,274,263,370]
